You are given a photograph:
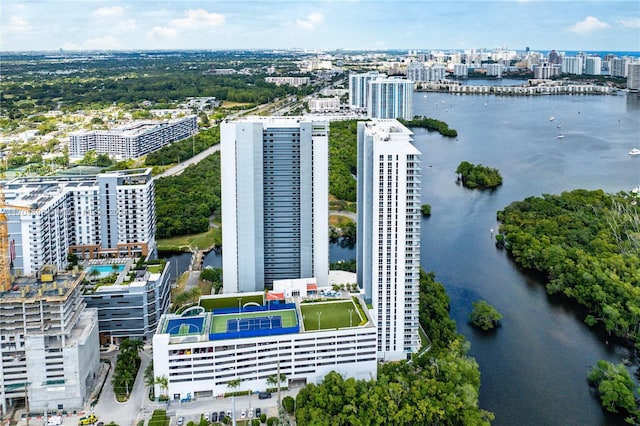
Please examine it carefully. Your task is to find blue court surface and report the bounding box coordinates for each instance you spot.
[226,316,282,332]
[166,317,204,335]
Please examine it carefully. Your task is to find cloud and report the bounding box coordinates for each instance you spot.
[170,9,225,29]
[618,18,640,28]
[115,18,137,34]
[147,26,178,40]
[94,6,124,18]
[295,13,324,30]
[6,16,32,32]
[568,16,610,34]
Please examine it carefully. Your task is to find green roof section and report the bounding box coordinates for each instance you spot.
[299,299,364,331]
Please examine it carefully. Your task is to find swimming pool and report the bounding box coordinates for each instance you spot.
[86,264,125,279]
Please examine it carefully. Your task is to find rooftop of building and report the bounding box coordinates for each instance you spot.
[157,290,373,345]
[70,115,196,137]
[82,258,167,295]
[0,267,83,303]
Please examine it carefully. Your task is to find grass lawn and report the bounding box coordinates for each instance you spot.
[221,101,253,108]
[329,215,353,227]
[157,228,221,251]
[300,300,362,330]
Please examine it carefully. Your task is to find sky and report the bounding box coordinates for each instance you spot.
[1,0,639,52]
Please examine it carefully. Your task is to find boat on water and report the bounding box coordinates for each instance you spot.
[549,116,555,121]
[629,148,640,156]
[557,134,564,139]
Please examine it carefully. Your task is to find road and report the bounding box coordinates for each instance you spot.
[152,143,220,180]
[90,347,154,426]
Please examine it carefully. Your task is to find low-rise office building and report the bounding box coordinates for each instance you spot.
[152,291,377,400]
[82,260,171,342]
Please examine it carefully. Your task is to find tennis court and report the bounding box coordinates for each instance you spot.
[210,309,298,335]
[226,316,282,332]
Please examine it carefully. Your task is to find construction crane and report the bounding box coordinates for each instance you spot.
[0,185,33,292]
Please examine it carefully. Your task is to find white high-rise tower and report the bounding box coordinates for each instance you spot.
[221,117,329,293]
[367,77,414,120]
[356,119,421,361]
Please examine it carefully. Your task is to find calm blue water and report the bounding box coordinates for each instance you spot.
[86,264,125,278]
[161,91,640,424]
[415,91,638,425]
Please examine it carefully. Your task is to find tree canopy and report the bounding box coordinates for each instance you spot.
[587,360,639,420]
[154,152,221,238]
[328,120,358,202]
[456,161,503,189]
[398,116,458,137]
[469,300,502,331]
[497,189,640,350]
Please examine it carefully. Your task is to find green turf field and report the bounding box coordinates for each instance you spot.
[299,300,363,331]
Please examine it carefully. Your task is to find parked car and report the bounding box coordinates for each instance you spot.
[176,418,184,426]
[258,392,271,399]
[240,409,246,419]
[248,408,254,419]
[218,411,225,422]
[211,412,218,422]
[255,408,261,417]
[203,413,209,422]
[78,414,98,426]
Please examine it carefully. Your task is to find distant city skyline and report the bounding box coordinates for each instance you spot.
[1,1,639,52]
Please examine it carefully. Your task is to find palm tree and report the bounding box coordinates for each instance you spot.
[227,378,241,397]
[155,375,169,400]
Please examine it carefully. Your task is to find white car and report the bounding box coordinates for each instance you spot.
[248,408,254,419]
[240,409,246,419]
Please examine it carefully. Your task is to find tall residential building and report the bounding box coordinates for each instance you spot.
[349,72,386,110]
[406,62,446,82]
[584,56,602,75]
[221,117,329,293]
[367,78,414,120]
[356,119,421,361]
[533,64,562,79]
[486,63,503,77]
[562,56,584,75]
[453,64,468,78]
[0,272,100,414]
[610,57,629,77]
[628,63,640,92]
[70,116,197,160]
[4,169,156,275]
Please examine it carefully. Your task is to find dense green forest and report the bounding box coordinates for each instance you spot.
[145,126,220,166]
[328,120,358,202]
[1,52,310,121]
[456,161,503,189]
[295,270,494,425]
[497,189,640,350]
[154,152,221,238]
[399,116,458,137]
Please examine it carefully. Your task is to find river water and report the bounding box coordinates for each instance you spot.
[162,86,640,425]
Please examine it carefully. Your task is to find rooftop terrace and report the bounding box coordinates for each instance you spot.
[158,291,372,344]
